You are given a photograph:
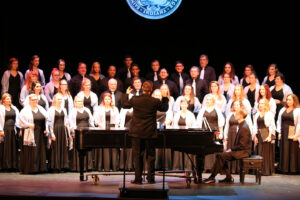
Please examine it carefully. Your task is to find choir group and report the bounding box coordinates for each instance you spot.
[0,54,299,176]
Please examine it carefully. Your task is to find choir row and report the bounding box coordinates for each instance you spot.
[1,55,290,113]
[0,87,299,175]
[0,54,299,175]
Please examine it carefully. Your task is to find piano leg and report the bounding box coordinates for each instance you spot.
[79,150,86,181]
[194,155,204,184]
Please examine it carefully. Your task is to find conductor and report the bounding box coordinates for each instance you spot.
[122,81,169,184]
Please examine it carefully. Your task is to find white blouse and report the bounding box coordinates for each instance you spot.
[69,107,94,133]
[171,110,196,128]
[276,108,300,140]
[93,105,120,128]
[225,98,252,117]
[202,94,227,113]
[270,84,293,102]
[196,107,225,129]
[253,111,276,137]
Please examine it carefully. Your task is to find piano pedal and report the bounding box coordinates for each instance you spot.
[85,174,100,184]
[92,174,100,185]
[186,178,191,188]
[184,172,192,187]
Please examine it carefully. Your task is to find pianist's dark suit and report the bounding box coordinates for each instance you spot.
[122,93,169,183]
[199,66,216,85]
[210,120,252,178]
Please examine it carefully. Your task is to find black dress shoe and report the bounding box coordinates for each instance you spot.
[147,180,156,184]
[219,177,234,183]
[130,180,142,185]
[203,177,216,184]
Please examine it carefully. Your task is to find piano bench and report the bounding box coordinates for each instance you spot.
[239,155,263,184]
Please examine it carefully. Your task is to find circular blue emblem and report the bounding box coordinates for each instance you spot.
[126,0,182,20]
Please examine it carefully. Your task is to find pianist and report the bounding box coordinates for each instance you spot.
[203,109,252,184]
[122,81,169,184]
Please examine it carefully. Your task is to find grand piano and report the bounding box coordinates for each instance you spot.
[75,127,223,185]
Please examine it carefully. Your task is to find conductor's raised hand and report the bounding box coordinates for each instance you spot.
[161,91,168,98]
[126,86,133,94]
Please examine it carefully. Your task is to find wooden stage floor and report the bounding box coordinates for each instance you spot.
[0,172,300,200]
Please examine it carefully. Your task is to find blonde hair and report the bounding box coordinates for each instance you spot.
[74,96,84,108]
[232,84,245,101]
[52,93,63,108]
[285,94,300,108]
[80,78,92,91]
[230,100,245,112]
[205,94,216,106]
[159,84,170,100]
[258,99,270,112]
[28,94,37,102]
[1,93,12,105]
[209,81,222,100]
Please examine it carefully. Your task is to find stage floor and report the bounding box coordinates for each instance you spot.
[0,172,300,200]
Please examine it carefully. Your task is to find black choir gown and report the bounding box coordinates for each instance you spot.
[64,98,69,115]
[0,109,18,170]
[90,76,102,98]
[203,109,219,170]
[70,110,93,171]
[227,114,240,173]
[53,87,58,96]
[172,115,190,170]
[38,97,47,109]
[224,90,229,102]
[255,115,275,175]
[242,79,250,89]
[8,73,22,110]
[247,88,256,108]
[265,77,275,88]
[272,87,284,163]
[279,110,300,173]
[20,110,47,174]
[50,110,69,171]
[187,99,195,114]
[271,88,284,121]
[84,96,93,113]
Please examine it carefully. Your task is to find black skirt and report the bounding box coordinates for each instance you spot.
[50,110,69,171]
[20,110,47,174]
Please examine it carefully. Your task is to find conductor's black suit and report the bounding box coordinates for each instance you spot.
[122,93,169,183]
